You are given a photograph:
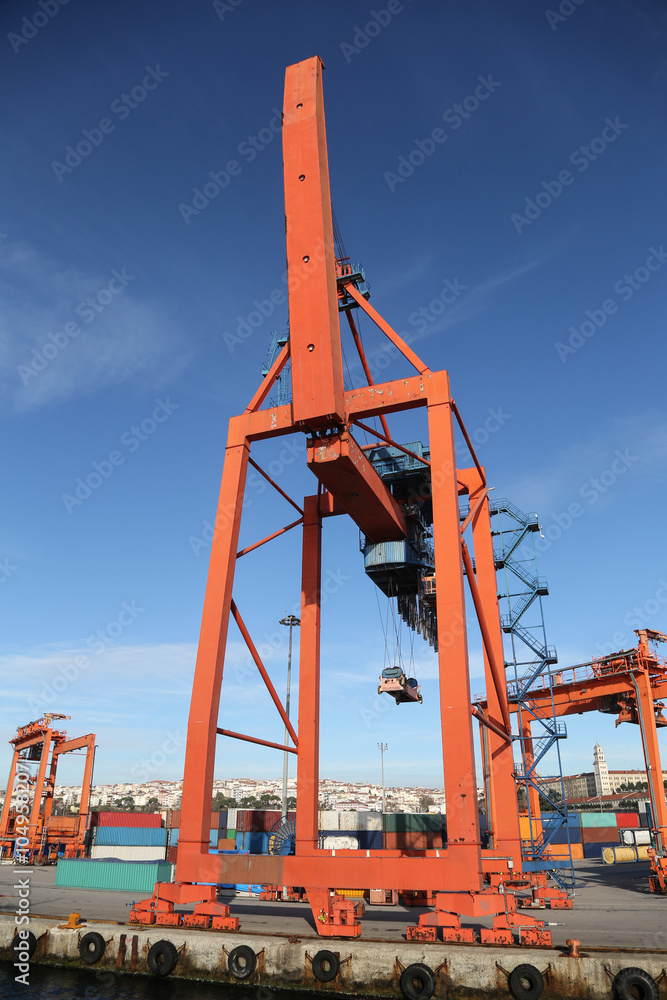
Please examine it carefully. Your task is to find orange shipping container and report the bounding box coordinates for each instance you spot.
[217,838,236,850]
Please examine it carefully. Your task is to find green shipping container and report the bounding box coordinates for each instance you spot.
[55,859,173,892]
[580,812,617,828]
[227,828,236,839]
[383,813,442,833]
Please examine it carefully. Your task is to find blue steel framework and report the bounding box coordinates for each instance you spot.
[489,498,575,888]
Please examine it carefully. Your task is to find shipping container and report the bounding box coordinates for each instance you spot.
[547,827,582,845]
[169,828,179,846]
[240,831,270,854]
[93,812,162,828]
[227,828,236,840]
[583,841,617,859]
[219,810,227,829]
[384,813,441,833]
[581,826,620,844]
[546,843,583,861]
[56,858,172,892]
[616,812,639,827]
[541,811,579,827]
[385,831,442,850]
[167,810,180,829]
[90,845,167,861]
[94,826,167,847]
[319,810,339,831]
[621,829,651,846]
[579,812,618,828]
[321,835,358,850]
[166,846,178,864]
[357,830,382,850]
[218,838,236,850]
[339,812,360,831]
[227,808,237,829]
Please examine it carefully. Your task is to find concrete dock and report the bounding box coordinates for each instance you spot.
[1,861,666,996]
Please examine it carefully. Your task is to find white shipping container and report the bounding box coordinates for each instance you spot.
[320,811,339,830]
[339,812,359,831]
[322,836,358,850]
[227,808,237,829]
[90,845,167,861]
[359,811,382,831]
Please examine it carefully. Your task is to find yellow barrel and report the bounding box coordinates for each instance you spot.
[636,845,651,861]
[602,846,636,864]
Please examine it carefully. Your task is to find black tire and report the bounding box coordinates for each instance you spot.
[11,932,36,960]
[613,968,659,1000]
[228,944,256,980]
[79,931,106,965]
[312,949,339,983]
[147,939,178,977]
[508,964,544,1000]
[400,962,436,1000]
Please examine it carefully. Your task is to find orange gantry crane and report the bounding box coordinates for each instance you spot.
[0,714,95,862]
[503,629,667,893]
[131,55,569,943]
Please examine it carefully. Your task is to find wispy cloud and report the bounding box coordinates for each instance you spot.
[0,241,191,411]
[500,410,667,512]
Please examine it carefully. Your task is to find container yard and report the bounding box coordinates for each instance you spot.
[3,4,667,999]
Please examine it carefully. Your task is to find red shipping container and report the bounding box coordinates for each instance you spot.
[581,826,620,843]
[166,846,178,864]
[385,831,443,850]
[616,812,639,828]
[94,812,162,828]
[167,810,181,829]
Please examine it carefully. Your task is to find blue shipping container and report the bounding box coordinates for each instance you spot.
[219,810,227,829]
[209,828,218,845]
[242,831,269,854]
[548,828,582,845]
[583,841,617,859]
[95,826,167,848]
[169,828,179,846]
[357,830,382,850]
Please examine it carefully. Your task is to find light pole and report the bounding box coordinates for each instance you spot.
[279,615,300,820]
[378,742,388,815]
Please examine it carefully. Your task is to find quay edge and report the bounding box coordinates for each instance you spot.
[1,916,667,998]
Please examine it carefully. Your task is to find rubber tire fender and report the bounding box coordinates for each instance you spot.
[613,967,659,1000]
[11,931,36,960]
[508,964,544,1000]
[312,949,340,983]
[400,962,436,1000]
[147,939,178,977]
[228,944,257,980]
[79,931,106,965]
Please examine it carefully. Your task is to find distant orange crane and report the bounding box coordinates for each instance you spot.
[0,715,95,862]
[481,629,667,893]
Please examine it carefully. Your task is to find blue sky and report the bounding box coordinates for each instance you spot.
[1,0,667,793]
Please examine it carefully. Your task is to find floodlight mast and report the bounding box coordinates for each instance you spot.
[130,55,568,942]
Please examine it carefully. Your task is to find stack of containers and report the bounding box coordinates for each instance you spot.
[90,812,166,861]
[357,811,382,850]
[319,810,359,850]
[384,814,442,850]
[167,811,224,859]
[234,810,295,853]
[580,812,619,858]
[540,811,583,861]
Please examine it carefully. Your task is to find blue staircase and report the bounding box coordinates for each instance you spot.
[490,499,575,888]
